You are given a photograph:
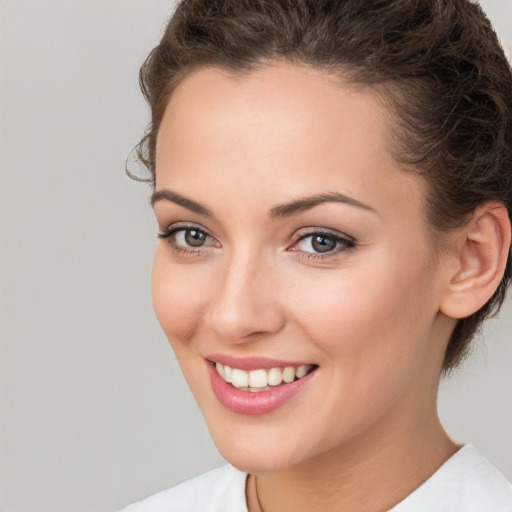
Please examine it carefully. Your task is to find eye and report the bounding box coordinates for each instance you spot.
[158,224,219,254]
[175,228,208,247]
[298,234,338,253]
[290,229,355,259]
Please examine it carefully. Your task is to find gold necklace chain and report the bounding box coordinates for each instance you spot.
[247,474,265,512]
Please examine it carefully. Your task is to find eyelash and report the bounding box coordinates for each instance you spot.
[158,225,216,257]
[293,230,355,261]
[157,225,356,260]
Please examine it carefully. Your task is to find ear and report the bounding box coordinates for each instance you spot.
[440,202,511,319]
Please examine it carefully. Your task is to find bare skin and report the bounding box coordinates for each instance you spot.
[151,62,509,511]
[246,385,457,511]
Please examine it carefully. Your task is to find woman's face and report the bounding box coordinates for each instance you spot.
[152,63,455,473]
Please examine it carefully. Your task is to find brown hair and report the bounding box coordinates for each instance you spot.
[133,0,512,371]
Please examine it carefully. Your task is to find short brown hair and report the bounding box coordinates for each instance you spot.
[133,0,512,371]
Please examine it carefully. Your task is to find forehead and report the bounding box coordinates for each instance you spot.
[157,63,390,166]
[155,62,426,223]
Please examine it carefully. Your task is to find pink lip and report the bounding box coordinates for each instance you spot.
[206,353,314,371]
[206,360,318,416]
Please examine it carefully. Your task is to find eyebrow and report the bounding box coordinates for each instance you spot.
[151,189,213,217]
[269,192,376,219]
[151,189,376,219]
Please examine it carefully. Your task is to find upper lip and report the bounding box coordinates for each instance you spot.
[206,353,316,371]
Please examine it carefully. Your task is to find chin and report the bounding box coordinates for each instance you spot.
[205,417,312,474]
[218,442,300,474]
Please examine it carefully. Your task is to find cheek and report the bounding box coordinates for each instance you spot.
[280,258,439,444]
[151,249,211,345]
[285,253,437,372]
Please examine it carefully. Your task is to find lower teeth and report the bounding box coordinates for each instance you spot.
[239,385,272,392]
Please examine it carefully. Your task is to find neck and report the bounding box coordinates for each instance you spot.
[247,403,458,512]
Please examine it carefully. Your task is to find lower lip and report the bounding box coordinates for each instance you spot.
[207,361,317,415]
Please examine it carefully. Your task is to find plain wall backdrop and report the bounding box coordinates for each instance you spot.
[0,1,511,511]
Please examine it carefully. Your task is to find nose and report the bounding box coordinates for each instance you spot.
[203,250,286,343]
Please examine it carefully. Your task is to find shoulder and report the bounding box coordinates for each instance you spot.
[119,464,248,512]
[391,445,512,512]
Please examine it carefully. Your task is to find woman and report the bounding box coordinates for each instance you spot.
[122,0,512,510]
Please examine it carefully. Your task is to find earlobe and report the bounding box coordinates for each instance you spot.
[440,203,511,319]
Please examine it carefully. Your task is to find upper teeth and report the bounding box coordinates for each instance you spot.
[215,362,313,390]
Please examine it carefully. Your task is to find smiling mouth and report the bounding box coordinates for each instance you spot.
[212,362,318,392]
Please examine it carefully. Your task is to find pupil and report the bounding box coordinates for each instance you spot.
[185,229,206,247]
[312,235,336,253]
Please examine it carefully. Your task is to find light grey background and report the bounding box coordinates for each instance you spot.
[0,1,511,511]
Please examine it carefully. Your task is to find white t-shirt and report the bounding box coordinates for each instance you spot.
[120,445,512,512]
